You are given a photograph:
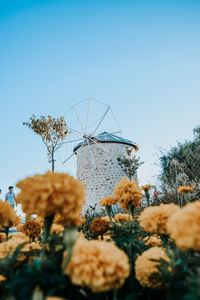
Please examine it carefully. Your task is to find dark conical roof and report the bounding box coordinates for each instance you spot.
[73,131,138,152]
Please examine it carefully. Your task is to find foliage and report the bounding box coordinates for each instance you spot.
[23,115,68,170]
[0,203,200,300]
[159,128,200,202]
[117,147,144,180]
[156,126,200,207]
[2,144,200,300]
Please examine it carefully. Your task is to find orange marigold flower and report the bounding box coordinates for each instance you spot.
[16,172,86,225]
[50,224,64,234]
[23,219,41,241]
[139,203,179,234]
[135,146,139,152]
[141,185,153,191]
[45,297,66,300]
[54,213,85,228]
[114,213,133,223]
[135,247,169,288]
[167,200,200,251]
[0,275,6,282]
[36,217,44,227]
[143,234,162,247]
[9,232,29,241]
[98,234,112,241]
[0,200,21,229]
[17,224,24,233]
[21,241,42,252]
[0,233,6,242]
[90,217,110,236]
[18,241,42,263]
[0,236,41,263]
[65,237,130,292]
[114,177,142,211]
[0,237,26,259]
[99,196,117,207]
[178,186,194,194]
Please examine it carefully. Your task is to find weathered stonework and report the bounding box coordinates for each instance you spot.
[76,142,136,211]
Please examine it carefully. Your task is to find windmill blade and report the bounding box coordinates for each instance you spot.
[63,139,87,165]
[108,131,121,135]
[73,105,85,132]
[68,128,83,137]
[85,98,91,133]
[62,138,83,145]
[110,107,122,133]
[62,98,121,176]
[92,106,110,135]
[63,152,76,164]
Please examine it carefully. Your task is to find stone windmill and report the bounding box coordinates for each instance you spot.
[62,98,138,210]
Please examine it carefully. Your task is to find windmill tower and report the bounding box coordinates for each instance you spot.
[74,132,138,210]
[62,98,138,211]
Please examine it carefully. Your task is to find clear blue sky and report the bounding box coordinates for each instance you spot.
[0,0,200,197]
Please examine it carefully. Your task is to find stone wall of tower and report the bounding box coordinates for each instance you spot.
[76,142,136,211]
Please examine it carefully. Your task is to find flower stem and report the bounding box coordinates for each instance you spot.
[160,234,169,249]
[113,290,118,300]
[44,214,54,244]
[5,227,9,241]
[32,286,44,300]
[128,204,135,219]
[104,293,109,300]
[106,206,113,221]
[183,192,191,204]
[145,190,150,206]
[63,227,77,272]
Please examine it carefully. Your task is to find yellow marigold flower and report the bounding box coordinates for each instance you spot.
[54,213,85,228]
[114,177,142,211]
[45,297,66,300]
[0,233,6,242]
[0,200,21,229]
[143,234,162,247]
[50,224,64,234]
[99,196,117,207]
[19,241,42,263]
[135,247,169,288]
[0,236,41,263]
[17,224,24,233]
[23,219,41,241]
[36,217,44,227]
[141,184,153,191]
[90,217,110,236]
[167,200,200,251]
[0,237,25,259]
[0,275,6,282]
[178,186,194,194]
[65,237,130,292]
[114,213,133,223]
[101,216,110,222]
[9,232,29,241]
[16,172,86,225]
[139,203,179,234]
[22,241,42,252]
[98,234,112,241]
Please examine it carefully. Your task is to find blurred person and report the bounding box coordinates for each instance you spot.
[5,186,16,209]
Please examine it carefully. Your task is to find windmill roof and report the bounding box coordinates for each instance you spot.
[73,131,138,152]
